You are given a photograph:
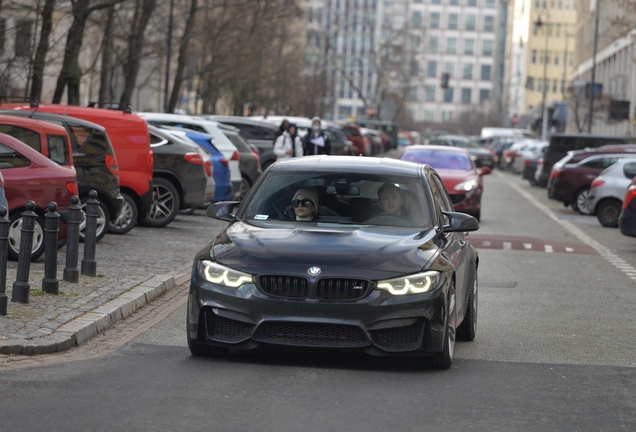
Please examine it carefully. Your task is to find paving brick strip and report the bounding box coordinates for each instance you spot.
[0,212,227,355]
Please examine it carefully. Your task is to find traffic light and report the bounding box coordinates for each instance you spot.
[441,72,450,89]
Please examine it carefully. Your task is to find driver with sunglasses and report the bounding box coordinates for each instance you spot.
[288,188,320,221]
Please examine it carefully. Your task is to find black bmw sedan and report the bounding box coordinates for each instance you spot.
[188,156,480,369]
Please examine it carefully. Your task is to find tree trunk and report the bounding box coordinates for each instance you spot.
[119,0,157,104]
[98,5,115,102]
[30,0,56,101]
[53,0,125,105]
[167,0,197,113]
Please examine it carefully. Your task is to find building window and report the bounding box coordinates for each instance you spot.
[467,0,477,6]
[462,63,473,79]
[410,60,419,76]
[427,61,438,78]
[339,105,352,118]
[442,111,454,123]
[450,0,460,4]
[430,12,440,29]
[429,36,439,53]
[531,50,537,64]
[448,14,459,30]
[479,89,490,103]
[485,0,496,7]
[445,62,455,76]
[464,39,475,55]
[432,0,441,4]
[483,16,495,32]
[465,14,476,31]
[412,11,423,28]
[14,20,33,58]
[482,40,493,56]
[424,110,436,121]
[411,35,421,51]
[461,88,472,104]
[408,86,418,101]
[446,37,457,54]
[425,85,436,102]
[554,54,560,65]
[480,65,491,80]
[443,87,454,103]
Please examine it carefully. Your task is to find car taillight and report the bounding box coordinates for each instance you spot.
[146,150,154,182]
[184,152,204,165]
[231,151,240,161]
[105,154,119,178]
[525,159,532,165]
[252,151,260,169]
[219,158,229,167]
[623,185,636,210]
[549,168,562,179]
[591,179,605,189]
[204,160,213,177]
[66,182,79,196]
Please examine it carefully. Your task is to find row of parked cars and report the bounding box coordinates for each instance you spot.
[0,104,399,260]
[495,131,636,237]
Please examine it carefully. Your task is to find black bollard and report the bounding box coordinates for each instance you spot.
[81,191,98,277]
[42,202,60,294]
[11,201,37,303]
[63,196,81,283]
[0,206,9,315]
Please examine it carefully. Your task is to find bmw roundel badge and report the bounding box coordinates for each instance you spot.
[308,267,321,276]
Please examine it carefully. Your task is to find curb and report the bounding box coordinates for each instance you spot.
[0,268,191,355]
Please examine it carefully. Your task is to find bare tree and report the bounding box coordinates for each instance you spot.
[567,83,611,132]
[166,0,197,112]
[52,0,126,105]
[29,0,57,101]
[98,5,116,101]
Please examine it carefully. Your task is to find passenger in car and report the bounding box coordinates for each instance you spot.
[378,183,404,215]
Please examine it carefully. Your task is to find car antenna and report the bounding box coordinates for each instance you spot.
[28,96,41,118]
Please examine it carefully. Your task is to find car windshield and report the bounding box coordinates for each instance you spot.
[241,171,433,228]
[401,149,473,171]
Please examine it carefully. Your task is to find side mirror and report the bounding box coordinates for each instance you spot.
[480,166,492,176]
[206,201,240,222]
[442,211,479,232]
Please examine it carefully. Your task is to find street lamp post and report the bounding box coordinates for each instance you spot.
[535,10,550,141]
[587,0,601,133]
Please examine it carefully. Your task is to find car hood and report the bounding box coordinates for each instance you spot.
[210,221,440,280]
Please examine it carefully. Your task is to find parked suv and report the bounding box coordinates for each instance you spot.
[588,158,636,227]
[0,110,124,241]
[146,126,213,226]
[0,103,153,235]
[547,148,636,214]
[538,134,636,187]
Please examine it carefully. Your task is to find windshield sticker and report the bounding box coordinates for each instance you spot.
[254,214,269,220]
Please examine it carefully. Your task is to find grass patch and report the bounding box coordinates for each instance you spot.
[29,289,66,297]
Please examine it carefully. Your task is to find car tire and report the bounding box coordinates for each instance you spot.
[432,282,456,370]
[233,176,251,201]
[457,269,478,342]
[596,199,622,228]
[108,192,137,235]
[79,197,110,243]
[8,211,46,261]
[140,178,180,228]
[572,188,592,215]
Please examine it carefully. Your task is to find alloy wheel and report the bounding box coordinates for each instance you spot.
[576,189,592,215]
[80,201,107,240]
[111,198,135,231]
[9,217,44,255]
[147,183,177,222]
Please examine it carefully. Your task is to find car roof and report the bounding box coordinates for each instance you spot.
[405,144,472,155]
[270,155,427,177]
[203,115,278,130]
[0,114,67,135]
[0,109,107,131]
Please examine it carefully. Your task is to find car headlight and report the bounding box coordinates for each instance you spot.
[377,271,441,295]
[199,260,253,288]
[453,179,478,191]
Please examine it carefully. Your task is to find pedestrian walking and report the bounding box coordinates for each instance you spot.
[273,119,290,144]
[274,123,303,159]
[303,117,331,156]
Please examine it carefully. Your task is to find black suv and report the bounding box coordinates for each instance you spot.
[145,126,212,227]
[0,110,123,241]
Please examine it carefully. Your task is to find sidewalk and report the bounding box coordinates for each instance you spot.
[0,212,227,355]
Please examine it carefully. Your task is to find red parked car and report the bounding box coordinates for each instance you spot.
[338,123,370,156]
[0,103,153,235]
[399,145,490,220]
[0,132,78,260]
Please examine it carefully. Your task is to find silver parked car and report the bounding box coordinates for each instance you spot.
[588,158,636,227]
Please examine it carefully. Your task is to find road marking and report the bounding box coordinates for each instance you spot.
[482,241,491,247]
[524,243,532,249]
[565,247,573,252]
[545,245,554,253]
[504,173,636,284]
[503,242,512,250]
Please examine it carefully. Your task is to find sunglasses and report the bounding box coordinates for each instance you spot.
[292,199,313,208]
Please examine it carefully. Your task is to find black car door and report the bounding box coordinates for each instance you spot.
[429,173,469,318]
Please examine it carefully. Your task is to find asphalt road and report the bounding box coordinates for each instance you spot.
[1,168,636,431]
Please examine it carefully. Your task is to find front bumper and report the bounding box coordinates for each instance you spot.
[187,270,448,356]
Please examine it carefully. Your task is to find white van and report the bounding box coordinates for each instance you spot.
[481,127,536,139]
